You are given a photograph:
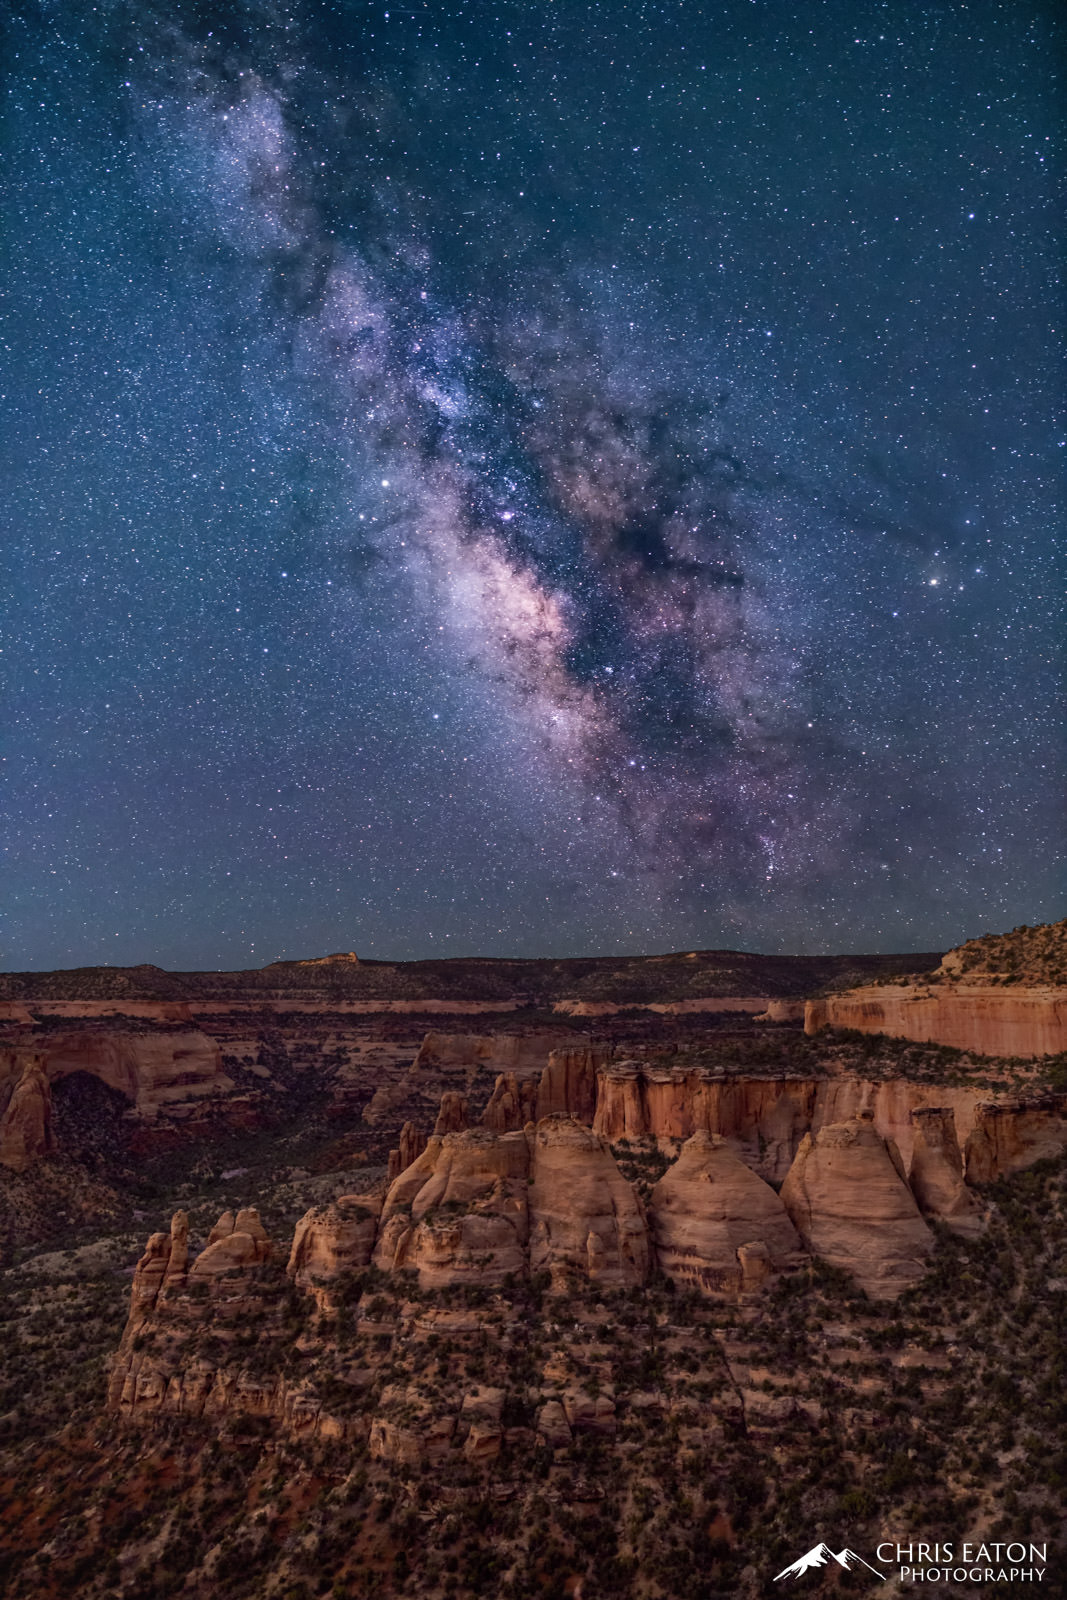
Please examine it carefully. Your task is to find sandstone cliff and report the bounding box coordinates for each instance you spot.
[805,984,1067,1058]
[593,1063,817,1182]
[0,1029,231,1121]
[287,1192,383,1308]
[963,1096,1067,1183]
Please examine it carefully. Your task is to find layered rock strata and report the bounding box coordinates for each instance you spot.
[0,1029,230,1120]
[805,985,1067,1058]
[593,1064,818,1182]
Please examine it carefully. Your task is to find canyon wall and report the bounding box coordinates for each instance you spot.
[0,1029,230,1129]
[805,985,1067,1058]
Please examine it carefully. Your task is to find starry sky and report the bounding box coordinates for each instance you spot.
[3,0,1063,969]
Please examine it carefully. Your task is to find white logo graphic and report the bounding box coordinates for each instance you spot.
[774,1542,886,1582]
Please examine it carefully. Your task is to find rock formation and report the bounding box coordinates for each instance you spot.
[433,1090,469,1134]
[0,1055,54,1172]
[805,984,1067,1058]
[593,1063,816,1182]
[535,1047,607,1123]
[779,1115,933,1298]
[480,1071,539,1132]
[964,1097,1067,1183]
[386,1120,427,1180]
[649,1132,806,1294]
[287,1193,382,1307]
[373,1127,531,1288]
[908,1108,984,1235]
[528,1116,649,1290]
[188,1207,272,1281]
[0,1029,230,1121]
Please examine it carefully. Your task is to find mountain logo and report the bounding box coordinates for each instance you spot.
[774,1542,886,1582]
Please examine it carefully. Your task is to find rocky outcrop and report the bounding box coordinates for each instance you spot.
[372,1114,650,1292]
[528,1116,649,1290]
[805,985,1067,1058]
[908,1108,984,1235]
[649,1132,806,1294]
[480,1072,539,1132]
[433,1091,469,1135]
[964,1097,1067,1183]
[188,1208,273,1281]
[0,1056,54,1172]
[779,1115,933,1299]
[754,999,807,1024]
[373,1128,531,1288]
[125,1231,175,1335]
[387,1121,427,1181]
[163,1210,190,1289]
[411,1031,577,1075]
[287,1193,383,1307]
[535,1047,607,1123]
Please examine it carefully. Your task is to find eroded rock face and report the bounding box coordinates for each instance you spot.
[387,1121,427,1181]
[433,1091,470,1135]
[535,1048,607,1123]
[126,1231,174,1334]
[779,1116,933,1299]
[908,1108,984,1235]
[528,1116,649,1290]
[287,1193,383,1307]
[0,1056,54,1172]
[649,1132,806,1295]
[163,1211,190,1289]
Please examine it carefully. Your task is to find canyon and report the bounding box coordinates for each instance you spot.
[0,921,1064,1600]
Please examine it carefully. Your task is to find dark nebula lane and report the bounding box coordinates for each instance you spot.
[3,0,1063,967]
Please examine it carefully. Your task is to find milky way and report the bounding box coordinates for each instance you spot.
[3,1,1063,966]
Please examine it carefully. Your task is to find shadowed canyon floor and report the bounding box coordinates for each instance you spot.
[0,926,1065,1598]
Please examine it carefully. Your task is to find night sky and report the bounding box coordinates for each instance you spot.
[3,0,1063,969]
